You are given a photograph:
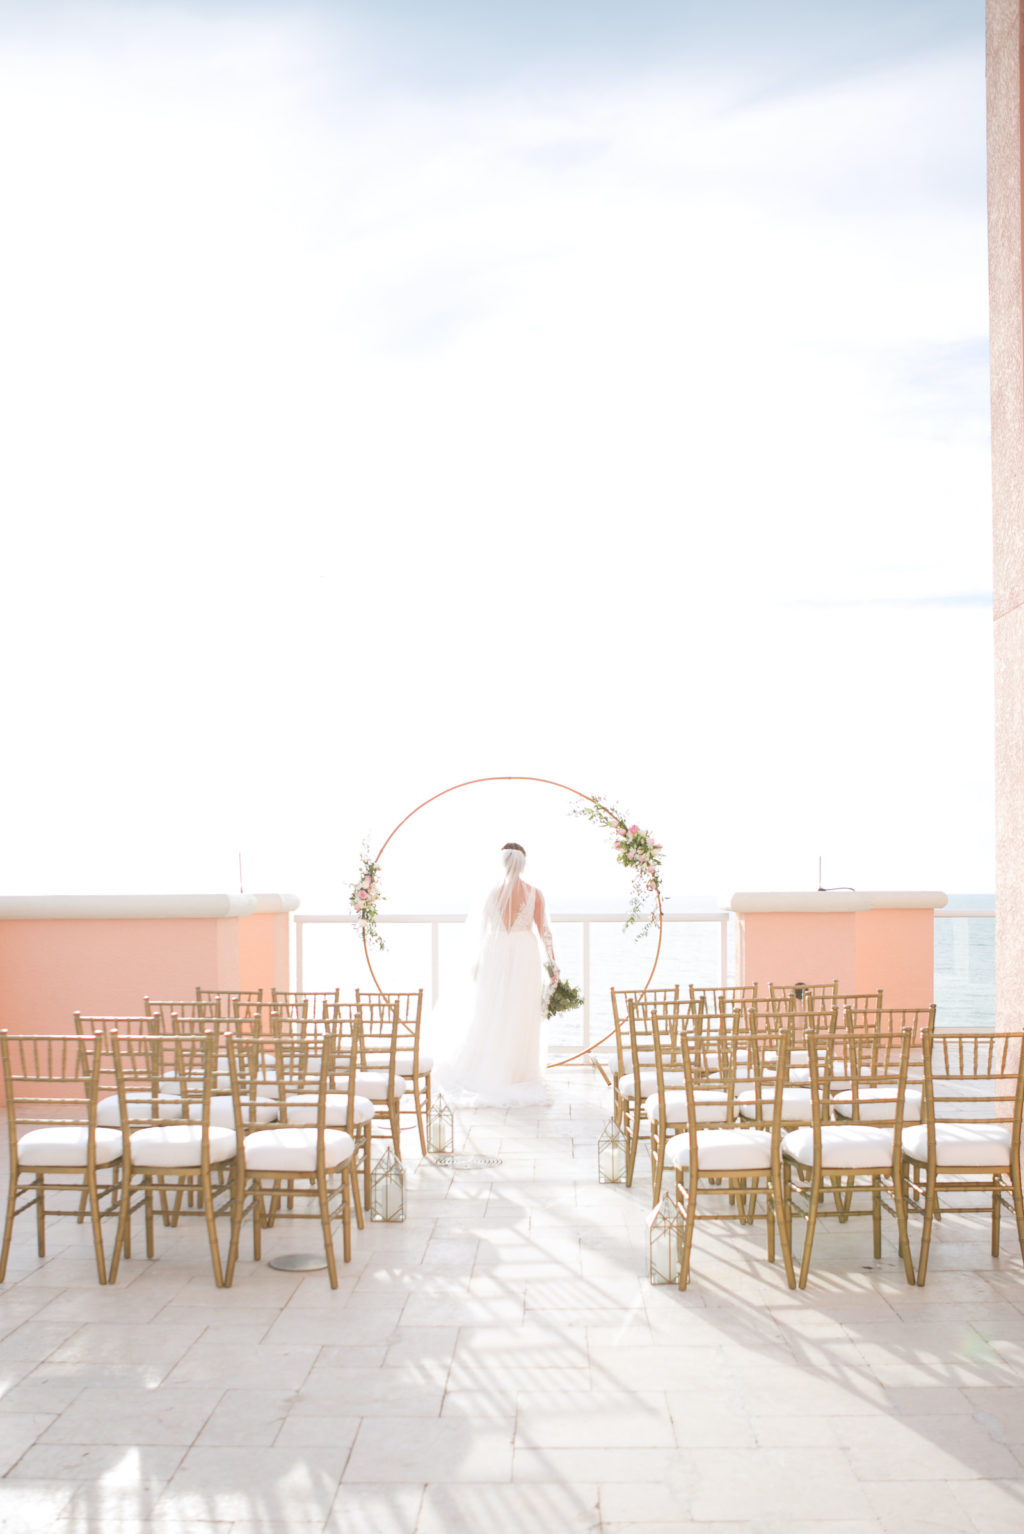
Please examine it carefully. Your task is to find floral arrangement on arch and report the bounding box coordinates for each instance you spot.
[573,796,664,938]
[350,845,384,950]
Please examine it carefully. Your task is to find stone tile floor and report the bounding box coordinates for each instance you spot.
[2,1066,1024,1532]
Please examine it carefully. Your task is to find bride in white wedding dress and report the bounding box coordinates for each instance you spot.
[436,843,559,1107]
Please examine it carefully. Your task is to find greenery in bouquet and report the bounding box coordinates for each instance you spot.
[572,796,663,939]
[546,966,584,1019]
[350,844,384,950]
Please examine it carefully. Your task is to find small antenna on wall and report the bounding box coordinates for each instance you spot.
[818,854,854,894]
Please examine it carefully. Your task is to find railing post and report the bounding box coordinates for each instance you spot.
[720,914,729,986]
[295,916,304,991]
[582,918,591,1049]
[431,921,440,1007]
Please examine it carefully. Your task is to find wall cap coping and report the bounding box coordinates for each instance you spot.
[0,893,301,920]
[730,891,949,914]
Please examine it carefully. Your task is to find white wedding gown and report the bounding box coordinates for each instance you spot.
[435,881,553,1108]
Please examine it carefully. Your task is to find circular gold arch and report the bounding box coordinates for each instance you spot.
[361,774,663,1069]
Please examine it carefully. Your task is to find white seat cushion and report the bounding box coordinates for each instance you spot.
[128,1124,237,1168]
[243,1127,355,1172]
[365,1051,433,1076]
[96,1093,183,1127]
[665,1128,772,1172]
[18,1126,123,1167]
[643,1089,728,1124]
[618,1070,685,1099]
[738,1087,812,1121]
[902,1122,1013,1167]
[285,1093,374,1128]
[832,1086,923,1123]
[186,1097,278,1128]
[354,1072,408,1100]
[783,1124,893,1169]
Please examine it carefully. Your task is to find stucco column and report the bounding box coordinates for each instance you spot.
[988,0,1024,1028]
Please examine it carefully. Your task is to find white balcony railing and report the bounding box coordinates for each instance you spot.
[294,905,996,1048]
[295,911,731,1054]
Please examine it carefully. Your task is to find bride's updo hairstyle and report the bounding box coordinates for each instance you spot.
[501,842,526,879]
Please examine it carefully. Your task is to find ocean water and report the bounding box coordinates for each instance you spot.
[297,893,995,1051]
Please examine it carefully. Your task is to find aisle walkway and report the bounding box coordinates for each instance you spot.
[2,1067,1024,1532]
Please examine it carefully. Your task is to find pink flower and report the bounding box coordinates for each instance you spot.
[629,824,640,835]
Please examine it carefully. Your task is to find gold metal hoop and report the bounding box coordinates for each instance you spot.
[361,774,664,1069]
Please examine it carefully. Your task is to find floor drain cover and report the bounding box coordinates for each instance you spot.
[429,1154,503,1169]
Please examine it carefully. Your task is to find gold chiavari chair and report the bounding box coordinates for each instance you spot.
[781,1027,916,1288]
[225,1028,360,1287]
[663,1028,796,1290]
[610,987,681,1129]
[642,998,726,1204]
[619,994,690,1186]
[356,990,429,1155]
[109,1031,236,1286]
[0,1032,122,1285]
[275,1010,369,1227]
[901,1030,1024,1286]
[344,997,405,1155]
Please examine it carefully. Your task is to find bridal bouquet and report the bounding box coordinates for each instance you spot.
[546,966,583,1019]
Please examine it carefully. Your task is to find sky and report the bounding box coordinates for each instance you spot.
[0,0,994,913]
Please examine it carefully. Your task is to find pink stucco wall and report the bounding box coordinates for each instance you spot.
[0,895,295,1039]
[733,894,942,1011]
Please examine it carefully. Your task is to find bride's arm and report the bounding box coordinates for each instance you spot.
[534,888,558,980]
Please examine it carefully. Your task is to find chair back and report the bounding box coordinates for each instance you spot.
[0,1031,101,1151]
[689,984,757,1019]
[612,987,679,1079]
[352,996,400,1080]
[921,1030,1024,1135]
[804,1026,912,1142]
[113,1030,221,1135]
[145,998,214,1026]
[272,990,338,1020]
[195,988,264,1018]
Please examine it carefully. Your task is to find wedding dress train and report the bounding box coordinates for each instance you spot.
[435,880,554,1108]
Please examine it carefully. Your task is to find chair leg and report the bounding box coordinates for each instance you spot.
[413,1077,428,1156]
[773,1161,796,1289]
[992,1182,1002,1258]
[916,1167,939,1286]
[651,1125,665,1206]
[225,1167,246,1286]
[34,1174,46,1257]
[84,1169,108,1285]
[678,1176,698,1289]
[317,1174,339,1289]
[0,1172,21,1281]
[892,1155,916,1285]
[798,1168,823,1289]
[200,1167,225,1287]
[625,1105,641,1187]
[1010,1162,1024,1265]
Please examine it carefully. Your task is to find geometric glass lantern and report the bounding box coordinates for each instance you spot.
[648,1191,682,1285]
[597,1118,628,1184]
[370,1145,405,1221]
[427,1091,455,1156]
